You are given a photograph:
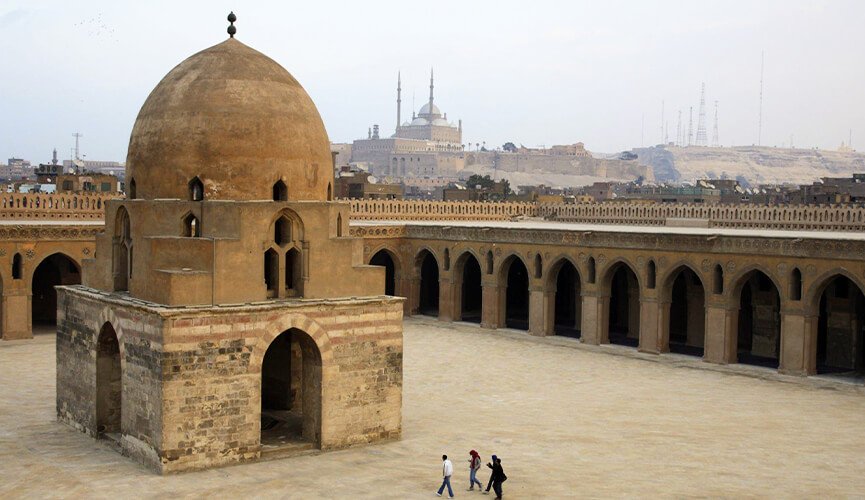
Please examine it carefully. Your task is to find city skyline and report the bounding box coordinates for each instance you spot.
[2,0,864,163]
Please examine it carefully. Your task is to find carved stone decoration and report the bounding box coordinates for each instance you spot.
[659,256,667,267]
[777,263,788,274]
[597,254,607,264]
[25,249,35,259]
[637,256,645,266]
[495,248,502,256]
[806,265,816,275]
[701,259,711,273]
[726,261,736,273]
[82,247,91,256]
[578,252,587,263]
[0,249,6,257]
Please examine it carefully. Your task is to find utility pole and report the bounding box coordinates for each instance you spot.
[676,110,682,147]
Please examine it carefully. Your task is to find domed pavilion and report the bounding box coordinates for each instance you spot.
[55,14,404,474]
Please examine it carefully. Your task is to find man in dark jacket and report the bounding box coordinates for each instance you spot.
[485,457,506,499]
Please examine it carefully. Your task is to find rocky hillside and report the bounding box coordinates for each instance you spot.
[634,146,865,185]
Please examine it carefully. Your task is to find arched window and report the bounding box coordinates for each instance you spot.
[327,182,333,201]
[188,176,204,201]
[486,250,494,275]
[128,178,136,199]
[286,247,302,296]
[587,257,596,284]
[713,264,724,294]
[444,248,450,271]
[790,268,802,301]
[12,253,22,280]
[336,213,343,237]
[275,216,291,246]
[647,260,656,289]
[183,213,200,237]
[272,180,287,201]
[264,249,278,298]
[534,254,543,279]
[113,207,132,291]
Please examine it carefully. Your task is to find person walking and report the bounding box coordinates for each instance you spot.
[483,454,497,494]
[485,457,507,499]
[467,450,483,491]
[437,454,455,498]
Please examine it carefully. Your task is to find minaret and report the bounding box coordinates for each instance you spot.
[428,68,434,114]
[396,71,402,132]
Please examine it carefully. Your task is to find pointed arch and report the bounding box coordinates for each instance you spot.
[188,176,204,201]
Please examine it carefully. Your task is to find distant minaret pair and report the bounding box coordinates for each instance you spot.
[396,68,436,130]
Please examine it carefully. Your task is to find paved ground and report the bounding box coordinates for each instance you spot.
[2,318,865,498]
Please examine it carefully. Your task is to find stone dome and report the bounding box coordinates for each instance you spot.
[410,117,429,126]
[126,38,333,201]
[418,102,441,117]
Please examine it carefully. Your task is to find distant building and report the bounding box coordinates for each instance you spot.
[350,71,465,181]
[55,173,120,194]
[334,166,402,199]
[2,157,34,181]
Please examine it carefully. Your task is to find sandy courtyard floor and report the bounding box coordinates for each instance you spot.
[2,318,865,498]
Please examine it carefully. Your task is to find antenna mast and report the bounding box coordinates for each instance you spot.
[676,110,682,147]
[660,100,665,145]
[687,107,694,146]
[712,101,719,147]
[72,132,83,160]
[695,83,708,146]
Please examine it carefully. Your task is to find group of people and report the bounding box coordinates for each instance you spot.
[437,451,507,499]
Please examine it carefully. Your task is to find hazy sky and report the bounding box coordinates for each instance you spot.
[2,0,864,163]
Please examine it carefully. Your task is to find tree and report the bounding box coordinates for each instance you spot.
[502,142,517,153]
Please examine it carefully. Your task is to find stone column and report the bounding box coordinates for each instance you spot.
[395,276,412,315]
[639,298,664,354]
[480,277,500,329]
[2,289,31,340]
[581,290,609,345]
[779,308,817,376]
[528,286,547,336]
[703,302,738,364]
[406,277,420,316]
[542,287,556,336]
[438,274,454,322]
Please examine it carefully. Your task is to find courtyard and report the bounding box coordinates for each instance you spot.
[2,317,865,498]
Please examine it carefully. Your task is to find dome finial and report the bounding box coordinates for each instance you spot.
[227,11,237,38]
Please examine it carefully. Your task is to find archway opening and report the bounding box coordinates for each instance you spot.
[553,260,581,338]
[32,253,81,326]
[459,253,482,323]
[607,263,639,347]
[96,322,121,439]
[815,275,865,376]
[369,250,396,296]
[417,250,439,316]
[736,271,781,368]
[260,329,322,451]
[504,257,529,330]
[667,267,705,356]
